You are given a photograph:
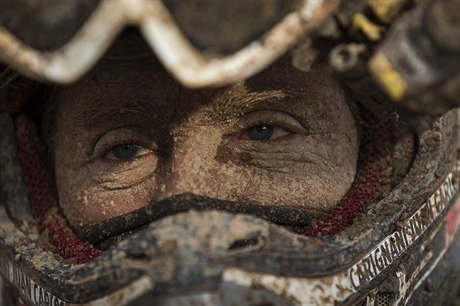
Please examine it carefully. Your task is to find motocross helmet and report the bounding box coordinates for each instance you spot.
[0,0,459,305]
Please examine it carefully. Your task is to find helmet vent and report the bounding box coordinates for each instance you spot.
[227,236,263,252]
[375,292,394,306]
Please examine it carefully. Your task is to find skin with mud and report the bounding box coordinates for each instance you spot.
[43,56,359,231]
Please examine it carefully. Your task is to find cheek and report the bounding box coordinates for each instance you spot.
[55,158,153,229]
[85,189,150,224]
[161,126,358,211]
[60,184,151,229]
[54,132,159,229]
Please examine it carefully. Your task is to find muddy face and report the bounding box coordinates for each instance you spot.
[46,57,359,230]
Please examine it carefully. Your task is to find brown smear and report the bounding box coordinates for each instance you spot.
[44,55,360,233]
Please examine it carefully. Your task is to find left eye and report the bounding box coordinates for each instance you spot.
[242,125,290,141]
[104,144,151,161]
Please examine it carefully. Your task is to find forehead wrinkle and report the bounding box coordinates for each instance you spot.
[204,83,290,122]
[73,95,170,131]
[53,59,180,132]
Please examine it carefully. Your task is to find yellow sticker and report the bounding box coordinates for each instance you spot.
[369,52,407,101]
[351,13,384,42]
[369,0,406,23]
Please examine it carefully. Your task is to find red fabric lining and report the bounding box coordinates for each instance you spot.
[299,107,391,236]
[15,115,101,264]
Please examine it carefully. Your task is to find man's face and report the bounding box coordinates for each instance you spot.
[47,57,359,230]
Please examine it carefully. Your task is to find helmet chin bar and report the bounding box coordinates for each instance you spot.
[1,106,460,305]
[78,193,325,248]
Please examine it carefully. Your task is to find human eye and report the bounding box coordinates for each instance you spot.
[236,110,307,142]
[87,127,158,189]
[103,143,152,161]
[92,127,156,164]
[241,125,290,141]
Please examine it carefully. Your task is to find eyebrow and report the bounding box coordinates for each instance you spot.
[73,94,171,131]
[204,84,290,122]
[70,83,291,130]
[88,104,164,129]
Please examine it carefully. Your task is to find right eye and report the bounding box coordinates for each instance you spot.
[103,144,152,161]
[242,125,291,141]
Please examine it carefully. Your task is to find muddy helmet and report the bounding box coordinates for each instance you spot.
[0,1,459,305]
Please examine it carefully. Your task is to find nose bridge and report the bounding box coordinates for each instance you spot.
[160,128,221,198]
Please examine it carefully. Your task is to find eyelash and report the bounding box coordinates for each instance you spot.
[92,128,156,163]
[239,125,291,141]
[234,110,307,140]
[103,144,152,161]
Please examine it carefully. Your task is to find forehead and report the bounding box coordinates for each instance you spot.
[48,55,339,131]
[71,57,179,99]
[60,55,332,98]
